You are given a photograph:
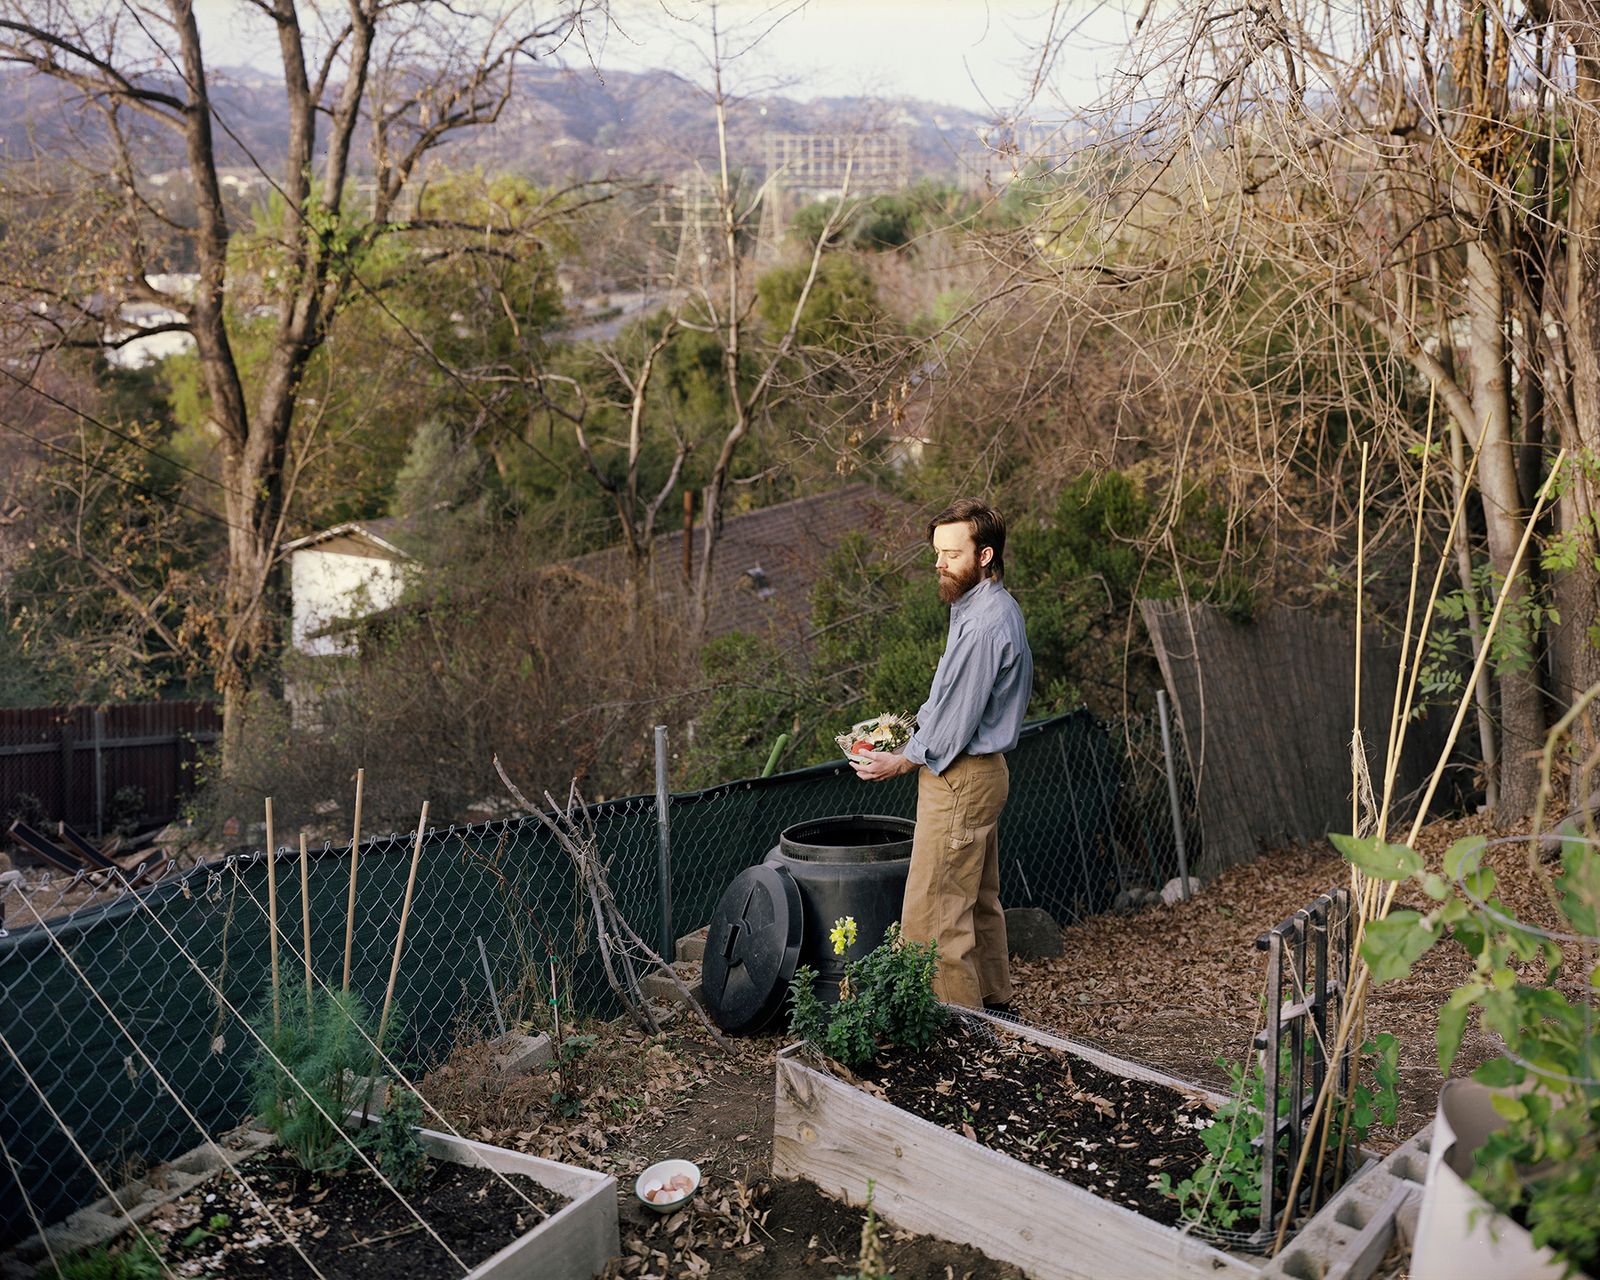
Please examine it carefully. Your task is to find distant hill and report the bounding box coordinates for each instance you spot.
[0,63,999,188]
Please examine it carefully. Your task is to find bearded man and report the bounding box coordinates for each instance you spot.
[850,498,1033,1011]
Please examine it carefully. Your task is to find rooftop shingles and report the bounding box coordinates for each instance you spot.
[563,485,919,641]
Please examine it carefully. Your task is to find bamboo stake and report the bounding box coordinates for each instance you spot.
[1351,441,1369,843]
[1273,448,1568,1255]
[264,797,280,1035]
[1375,394,1436,842]
[342,768,364,993]
[378,802,429,1049]
[299,832,314,1031]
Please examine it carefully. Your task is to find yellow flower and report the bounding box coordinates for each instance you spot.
[829,916,858,956]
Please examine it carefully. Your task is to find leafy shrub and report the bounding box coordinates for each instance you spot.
[252,986,390,1174]
[1340,828,1600,1275]
[788,922,947,1069]
[55,1237,164,1280]
[107,785,146,837]
[376,1085,430,1195]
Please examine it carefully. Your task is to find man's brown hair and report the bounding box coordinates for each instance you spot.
[928,498,1006,580]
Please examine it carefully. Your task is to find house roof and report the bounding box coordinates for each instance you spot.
[299,486,921,649]
[563,485,919,641]
[280,517,414,560]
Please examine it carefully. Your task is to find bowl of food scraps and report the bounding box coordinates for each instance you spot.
[635,1158,700,1213]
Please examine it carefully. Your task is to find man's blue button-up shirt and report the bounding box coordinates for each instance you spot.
[902,577,1033,776]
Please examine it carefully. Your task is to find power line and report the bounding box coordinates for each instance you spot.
[0,360,232,497]
[0,414,246,536]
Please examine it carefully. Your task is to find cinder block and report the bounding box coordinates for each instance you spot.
[638,967,704,1008]
[675,927,708,964]
[170,1146,223,1175]
[346,1073,389,1119]
[1253,1122,1431,1280]
[493,1031,553,1077]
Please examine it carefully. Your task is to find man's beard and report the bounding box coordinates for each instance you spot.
[938,561,984,605]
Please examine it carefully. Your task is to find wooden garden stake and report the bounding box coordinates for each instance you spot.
[299,832,314,1031]
[264,797,280,1035]
[377,802,428,1048]
[342,768,364,993]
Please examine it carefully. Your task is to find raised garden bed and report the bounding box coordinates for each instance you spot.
[773,1011,1261,1280]
[38,1126,618,1280]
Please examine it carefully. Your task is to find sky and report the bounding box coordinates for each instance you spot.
[190,0,1137,116]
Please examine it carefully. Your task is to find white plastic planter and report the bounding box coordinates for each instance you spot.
[1410,1080,1570,1280]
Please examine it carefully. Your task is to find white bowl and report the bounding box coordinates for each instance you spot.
[634,1158,701,1213]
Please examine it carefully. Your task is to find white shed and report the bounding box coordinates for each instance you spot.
[281,521,415,657]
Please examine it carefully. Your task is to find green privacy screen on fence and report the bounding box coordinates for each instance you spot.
[0,708,1195,1244]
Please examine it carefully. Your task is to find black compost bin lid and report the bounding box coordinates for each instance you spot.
[701,864,803,1034]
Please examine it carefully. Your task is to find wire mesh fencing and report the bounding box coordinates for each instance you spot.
[0,706,1198,1245]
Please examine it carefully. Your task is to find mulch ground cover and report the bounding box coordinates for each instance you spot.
[1009,814,1577,1147]
[854,1016,1216,1226]
[147,1150,566,1279]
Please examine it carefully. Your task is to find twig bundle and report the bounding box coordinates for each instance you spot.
[494,756,728,1048]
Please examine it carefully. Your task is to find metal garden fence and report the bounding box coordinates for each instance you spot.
[0,706,1197,1245]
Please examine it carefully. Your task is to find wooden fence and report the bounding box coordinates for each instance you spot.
[0,702,220,837]
[1139,603,1457,876]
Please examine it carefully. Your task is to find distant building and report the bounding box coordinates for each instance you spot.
[280,520,416,658]
[561,485,917,645]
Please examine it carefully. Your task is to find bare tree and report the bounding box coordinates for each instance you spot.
[530,0,892,635]
[996,0,1600,814]
[0,0,595,768]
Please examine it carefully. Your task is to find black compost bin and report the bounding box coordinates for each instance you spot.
[702,813,916,1033]
[765,813,914,1004]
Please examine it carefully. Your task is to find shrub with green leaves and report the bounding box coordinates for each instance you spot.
[252,986,391,1174]
[376,1085,430,1194]
[55,1237,164,1280]
[788,923,947,1068]
[1335,828,1600,1275]
[1154,1033,1398,1234]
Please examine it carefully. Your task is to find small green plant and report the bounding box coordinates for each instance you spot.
[376,1085,430,1195]
[789,919,948,1069]
[179,1212,232,1248]
[55,1236,164,1280]
[1337,828,1600,1276]
[549,1032,597,1118]
[1153,1030,1398,1233]
[836,1178,886,1280]
[252,985,390,1174]
[1153,1049,1281,1232]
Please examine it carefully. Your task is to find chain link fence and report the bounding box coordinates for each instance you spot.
[0,707,1197,1245]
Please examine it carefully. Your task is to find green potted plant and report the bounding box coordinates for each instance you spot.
[1335,828,1599,1280]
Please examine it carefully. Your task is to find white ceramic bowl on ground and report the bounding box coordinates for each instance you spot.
[635,1158,701,1213]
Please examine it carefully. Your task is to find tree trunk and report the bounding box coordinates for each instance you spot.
[1465,237,1545,815]
[1553,10,1600,795]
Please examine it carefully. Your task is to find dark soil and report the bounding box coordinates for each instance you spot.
[149,1150,566,1279]
[856,1016,1215,1225]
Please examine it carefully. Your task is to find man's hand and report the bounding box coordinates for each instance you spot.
[849,749,917,782]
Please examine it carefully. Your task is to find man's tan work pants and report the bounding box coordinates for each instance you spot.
[901,752,1012,1009]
